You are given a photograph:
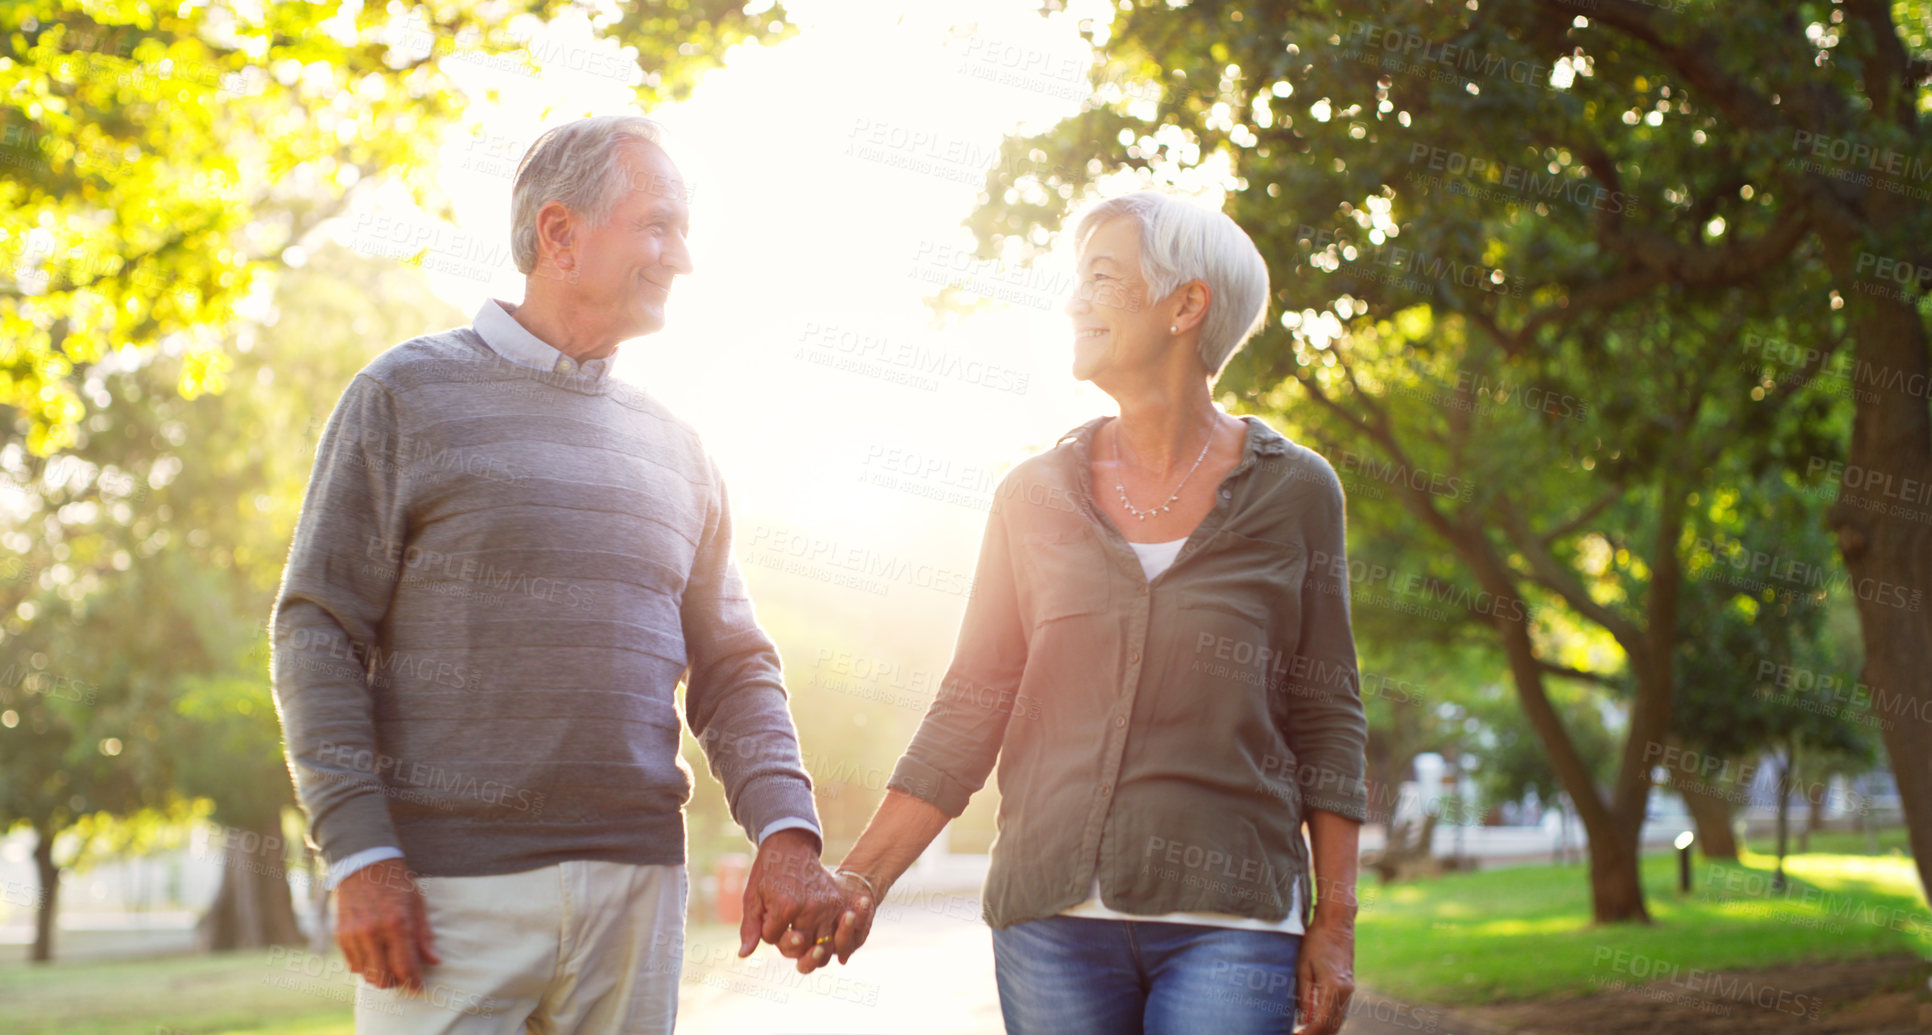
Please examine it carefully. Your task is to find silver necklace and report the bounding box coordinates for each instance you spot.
[1113,421,1215,521]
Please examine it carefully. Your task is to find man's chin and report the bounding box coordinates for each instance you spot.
[622,307,667,340]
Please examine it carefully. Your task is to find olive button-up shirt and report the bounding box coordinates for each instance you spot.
[887,414,1369,930]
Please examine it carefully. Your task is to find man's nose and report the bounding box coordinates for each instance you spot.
[663,232,695,276]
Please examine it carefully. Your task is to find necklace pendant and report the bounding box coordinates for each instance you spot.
[1110,420,1216,528]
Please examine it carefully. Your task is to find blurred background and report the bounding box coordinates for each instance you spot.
[3,0,1930,1032]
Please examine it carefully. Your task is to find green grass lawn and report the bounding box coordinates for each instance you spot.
[1746,825,1912,857]
[0,949,357,1035]
[1356,835,1930,1005]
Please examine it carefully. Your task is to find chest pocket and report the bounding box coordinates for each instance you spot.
[1175,530,1306,638]
[1018,527,1113,626]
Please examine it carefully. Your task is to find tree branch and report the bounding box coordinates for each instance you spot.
[1540,486,1624,547]
[1843,0,1914,125]
[1537,660,1623,688]
[1492,491,1648,653]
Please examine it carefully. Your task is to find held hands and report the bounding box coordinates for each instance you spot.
[794,870,876,974]
[737,829,860,973]
[336,857,441,992]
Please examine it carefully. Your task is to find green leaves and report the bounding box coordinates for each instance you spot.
[2,0,791,454]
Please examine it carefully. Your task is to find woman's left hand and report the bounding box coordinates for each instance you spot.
[1295,917,1356,1034]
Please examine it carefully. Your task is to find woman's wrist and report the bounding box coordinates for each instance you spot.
[835,868,883,903]
[1309,874,1359,929]
[1309,904,1357,929]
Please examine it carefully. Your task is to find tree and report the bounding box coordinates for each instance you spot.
[1343,512,1492,827]
[1671,466,1877,861]
[1466,675,1620,831]
[4,0,795,954]
[2,0,791,453]
[0,549,198,961]
[1242,303,1720,923]
[961,0,1927,916]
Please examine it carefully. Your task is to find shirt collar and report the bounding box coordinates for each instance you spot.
[472,298,615,382]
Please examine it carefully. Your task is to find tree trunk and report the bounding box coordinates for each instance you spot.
[30,824,60,964]
[1837,489,1932,898]
[1660,737,1740,861]
[1774,753,1793,890]
[1554,795,1570,864]
[1364,731,1417,829]
[1802,774,1828,852]
[1816,231,1932,906]
[194,817,304,951]
[1676,772,1740,862]
[1486,570,1652,922]
[1481,460,1688,924]
[1584,818,1649,923]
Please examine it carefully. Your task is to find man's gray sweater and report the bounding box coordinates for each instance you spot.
[270,324,818,876]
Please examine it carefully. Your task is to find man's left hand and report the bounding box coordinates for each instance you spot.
[737,828,843,971]
[1295,915,1356,1035]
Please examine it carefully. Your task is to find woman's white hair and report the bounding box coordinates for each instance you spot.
[1069,191,1270,379]
[510,114,667,275]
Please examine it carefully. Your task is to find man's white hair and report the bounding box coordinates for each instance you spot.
[1069,191,1270,379]
[510,114,668,275]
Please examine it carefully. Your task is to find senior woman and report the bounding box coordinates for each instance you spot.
[800,191,1368,1034]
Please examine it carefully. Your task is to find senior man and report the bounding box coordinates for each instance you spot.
[270,114,844,1033]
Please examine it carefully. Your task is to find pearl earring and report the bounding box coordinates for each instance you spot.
[1169,325,1177,333]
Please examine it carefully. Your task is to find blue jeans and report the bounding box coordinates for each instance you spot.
[991,915,1300,1035]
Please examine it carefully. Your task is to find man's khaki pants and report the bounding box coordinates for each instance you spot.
[354,860,687,1034]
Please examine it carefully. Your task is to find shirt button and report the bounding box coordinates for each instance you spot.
[555,357,576,374]
[1114,716,1126,728]
[1138,584,1148,596]
[1220,488,1232,499]
[1128,651,1141,664]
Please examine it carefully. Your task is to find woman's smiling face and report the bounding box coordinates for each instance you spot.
[1065,215,1164,385]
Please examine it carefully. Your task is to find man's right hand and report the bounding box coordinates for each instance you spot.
[336,857,441,991]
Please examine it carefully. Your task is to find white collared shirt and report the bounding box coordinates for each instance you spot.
[471,298,618,380]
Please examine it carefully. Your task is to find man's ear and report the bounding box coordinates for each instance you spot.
[532,201,579,284]
[537,200,577,271]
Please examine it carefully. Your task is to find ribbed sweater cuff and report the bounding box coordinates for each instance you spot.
[734,774,819,849]
[315,792,403,869]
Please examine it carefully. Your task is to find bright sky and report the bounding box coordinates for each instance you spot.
[328,0,1157,666]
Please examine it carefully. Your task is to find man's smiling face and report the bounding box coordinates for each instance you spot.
[568,140,694,342]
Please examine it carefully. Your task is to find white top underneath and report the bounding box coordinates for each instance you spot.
[1059,536,1305,935]
[1126,537,1189,580]
[1059,878,1303,934]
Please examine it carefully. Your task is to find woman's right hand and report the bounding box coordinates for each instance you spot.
[809,869,876,971]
